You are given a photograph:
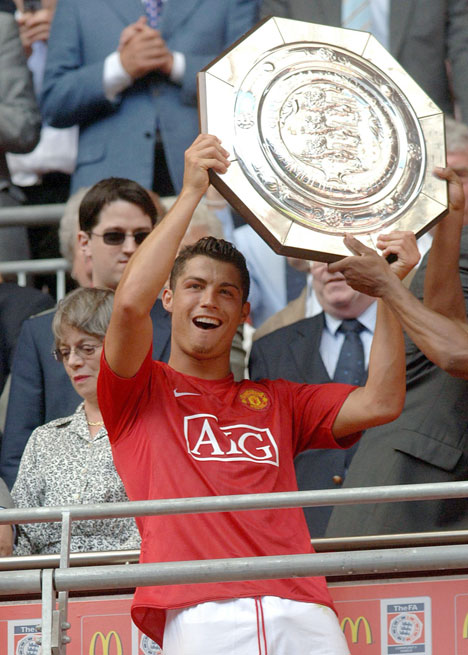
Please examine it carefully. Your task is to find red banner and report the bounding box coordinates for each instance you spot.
[1,576,468,654]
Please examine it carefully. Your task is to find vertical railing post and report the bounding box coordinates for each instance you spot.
[56,511,72,654]
[41,568,55,655]
[56,269,66,301]
[40,511,73,655]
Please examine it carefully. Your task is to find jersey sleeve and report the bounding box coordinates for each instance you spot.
[97,344,154,444]
[290,381,361,456]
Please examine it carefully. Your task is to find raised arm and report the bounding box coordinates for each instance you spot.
[421,167,466,319]
[104,134,230,378]
[329,234,420,438]
[343,169,468,377]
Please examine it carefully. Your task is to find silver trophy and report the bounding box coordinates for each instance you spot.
[198,17,447,262]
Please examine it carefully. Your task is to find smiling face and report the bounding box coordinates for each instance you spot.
[162,255,249,378]
[78,200,153,290]
[58,325,103,404]
[310,261,375,319]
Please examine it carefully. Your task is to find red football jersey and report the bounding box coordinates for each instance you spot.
[98,348,360,645]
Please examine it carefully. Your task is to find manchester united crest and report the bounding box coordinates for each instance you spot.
[239,388,270,410]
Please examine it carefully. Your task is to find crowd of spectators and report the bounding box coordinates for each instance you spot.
[0,0,260,556]
[0,2,467,651]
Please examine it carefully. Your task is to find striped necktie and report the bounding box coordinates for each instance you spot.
[342,0,371,31]
[142,0,163,29]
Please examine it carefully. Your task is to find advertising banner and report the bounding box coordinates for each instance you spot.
[1,576,468,654]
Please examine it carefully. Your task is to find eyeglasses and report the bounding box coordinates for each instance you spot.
[90,230,151,246]
[53,343,103,362]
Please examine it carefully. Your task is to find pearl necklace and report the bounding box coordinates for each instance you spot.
[87,419,104,426]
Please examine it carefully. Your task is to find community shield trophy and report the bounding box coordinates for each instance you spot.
[198,17,447,262]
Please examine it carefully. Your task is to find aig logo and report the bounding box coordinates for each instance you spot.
[184,414,279,466]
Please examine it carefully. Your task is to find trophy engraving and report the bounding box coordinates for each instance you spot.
[198,17,447,261]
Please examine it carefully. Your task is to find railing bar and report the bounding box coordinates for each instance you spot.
[2,529,468,571]
[50,544,468,592]
[0,204,65,226]
[0,258,69,274]
[0,549,141,570]
[1,545,467,597]
[2,480,468,525]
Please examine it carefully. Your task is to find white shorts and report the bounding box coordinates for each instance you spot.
[163,596,350,655]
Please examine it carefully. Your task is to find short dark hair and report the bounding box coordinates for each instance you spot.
[79,177,158,232]
[170,237,250,304]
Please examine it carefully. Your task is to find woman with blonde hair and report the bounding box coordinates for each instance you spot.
[12,287,140,554]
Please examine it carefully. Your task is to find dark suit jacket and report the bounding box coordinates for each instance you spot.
[0,299,171,489]
[260,0,468,122]
[0,2,15,14]
[326,228,468,537]
[0,283,55,394]
[249,312,360,537]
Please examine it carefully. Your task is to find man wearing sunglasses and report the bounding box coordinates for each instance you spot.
[77,177,157,292]
[0,177,169,489]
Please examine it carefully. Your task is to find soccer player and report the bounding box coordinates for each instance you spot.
[98,134,417,654]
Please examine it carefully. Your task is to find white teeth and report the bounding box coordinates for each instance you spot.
[194,316,221,327]
[199,317,220,325]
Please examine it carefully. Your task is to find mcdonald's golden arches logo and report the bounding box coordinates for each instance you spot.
[463,612,468,639]
[89,630,123,655]
[341,616,373,644]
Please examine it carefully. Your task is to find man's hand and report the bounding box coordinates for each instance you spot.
[0,525,13,557]
[118,16,147,50]
[119,23,174,79]
[182,134,230,199]
[434,165,465,221]
[328,230,419,297]
[375,230,420,280]
[328,236,393,297]
[17,8,54,56]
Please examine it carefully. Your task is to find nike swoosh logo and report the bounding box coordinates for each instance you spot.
[173,390,201,397]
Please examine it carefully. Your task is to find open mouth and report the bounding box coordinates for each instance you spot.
[193,317,221,330]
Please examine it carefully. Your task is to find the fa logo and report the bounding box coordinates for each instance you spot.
[184,414,279,466]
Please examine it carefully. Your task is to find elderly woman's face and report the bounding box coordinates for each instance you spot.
[56,325,103,401]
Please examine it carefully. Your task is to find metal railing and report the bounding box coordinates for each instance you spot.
[5,528,468,573]
[0,258,69,299]
[0,204,69,300]
[0,204,64,227]
[2,481,468,654]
